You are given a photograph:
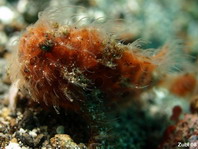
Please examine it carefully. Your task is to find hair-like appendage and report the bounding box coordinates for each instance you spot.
[152,41,191,73]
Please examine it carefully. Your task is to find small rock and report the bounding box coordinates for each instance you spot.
[10,138,17,143]
[34,134,45,147]
[18,128,26,134]
[56,125,65,134]
[16,129,45,148]
[9,119,16,127]
[0,6,15,24]
[5,142,21,149]
[50,134,80,149]
[0,107,11,119]
[28,130,37,138]
[21,133,34,147]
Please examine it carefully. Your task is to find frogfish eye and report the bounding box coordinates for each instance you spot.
[39,39,54,52]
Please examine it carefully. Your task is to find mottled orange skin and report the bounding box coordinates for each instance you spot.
[170,74,196,97]
[18,22,156,110]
